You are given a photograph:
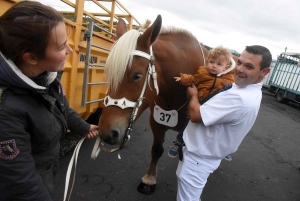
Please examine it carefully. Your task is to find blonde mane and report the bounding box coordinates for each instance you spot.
[105,30,140,93]
[160,26,196,39]
[105,26,196,93]
[138,19,152,33]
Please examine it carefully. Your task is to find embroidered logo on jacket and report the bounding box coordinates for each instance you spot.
[0,139,20,160]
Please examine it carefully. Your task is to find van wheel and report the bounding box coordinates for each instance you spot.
[276,90,288,103]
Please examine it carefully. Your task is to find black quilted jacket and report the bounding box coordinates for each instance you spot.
[0,53,90,201]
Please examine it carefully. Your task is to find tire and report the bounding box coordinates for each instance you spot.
[276,90,288,103]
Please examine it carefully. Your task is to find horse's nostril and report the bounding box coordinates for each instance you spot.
[111,129,120,141]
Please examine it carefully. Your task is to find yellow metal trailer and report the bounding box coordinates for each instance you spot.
[0,0,141,120]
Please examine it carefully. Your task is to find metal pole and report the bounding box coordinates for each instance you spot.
[81,19,94,107]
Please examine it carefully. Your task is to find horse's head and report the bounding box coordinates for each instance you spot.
[98,15,162,149]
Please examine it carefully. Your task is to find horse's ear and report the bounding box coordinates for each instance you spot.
[116,18,127,40]
[139,15,162,47]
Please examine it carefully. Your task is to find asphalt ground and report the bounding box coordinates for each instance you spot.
[52,89,300,201]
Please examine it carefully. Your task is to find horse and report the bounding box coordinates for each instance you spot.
[98,15,208,194]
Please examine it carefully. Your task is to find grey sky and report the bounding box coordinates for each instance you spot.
[124,0,300,59]
[40,0,300,59]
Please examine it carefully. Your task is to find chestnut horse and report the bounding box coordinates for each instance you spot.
[98,15,208,194]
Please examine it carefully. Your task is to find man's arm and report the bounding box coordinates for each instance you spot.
[187,84,203,123]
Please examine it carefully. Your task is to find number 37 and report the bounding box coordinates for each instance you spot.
[160,112,171,122]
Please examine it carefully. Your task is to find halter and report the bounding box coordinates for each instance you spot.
[99,46,159,153]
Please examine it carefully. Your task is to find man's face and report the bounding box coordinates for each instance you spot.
[235,50,270,87]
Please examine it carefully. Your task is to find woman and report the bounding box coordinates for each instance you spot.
[0,1,98,200]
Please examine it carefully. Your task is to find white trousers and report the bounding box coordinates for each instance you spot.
[176,148,221,201]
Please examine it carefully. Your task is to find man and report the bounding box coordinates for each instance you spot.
[176,45,272,201]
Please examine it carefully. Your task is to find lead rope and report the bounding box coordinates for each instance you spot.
[63,137,86,201]
[64,70,150,200]
[199,42,206,66]
[64,130,101,201]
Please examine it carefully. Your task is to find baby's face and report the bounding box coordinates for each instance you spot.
[207,56,228,74]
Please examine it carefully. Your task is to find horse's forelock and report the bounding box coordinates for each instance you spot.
[105,30,140,94]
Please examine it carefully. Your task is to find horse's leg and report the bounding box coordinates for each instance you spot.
[137,115,167,195]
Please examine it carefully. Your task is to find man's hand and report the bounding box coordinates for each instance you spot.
[186,84,202,123]
[186,83,198,99]
[85,124,99,139]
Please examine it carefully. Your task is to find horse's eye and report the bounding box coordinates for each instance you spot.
[133,73,142,81]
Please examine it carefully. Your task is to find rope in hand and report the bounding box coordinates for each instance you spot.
[63,137,86,201]
[63,131,101,201]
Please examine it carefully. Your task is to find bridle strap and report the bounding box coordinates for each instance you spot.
[99,46,158,153]
[133,50,151,60]
[104,95,137,109]
[133,46,159,95]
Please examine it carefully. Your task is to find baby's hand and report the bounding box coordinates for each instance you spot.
[174,77,181,82]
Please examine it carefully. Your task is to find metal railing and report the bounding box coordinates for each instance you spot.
[81,19,115,107]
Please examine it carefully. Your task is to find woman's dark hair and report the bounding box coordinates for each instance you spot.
[0,1,64,66]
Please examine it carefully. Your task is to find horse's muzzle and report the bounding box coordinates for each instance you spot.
[100,128,122,145]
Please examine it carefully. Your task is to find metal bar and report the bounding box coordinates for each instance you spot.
[269,55,280,85]
[278,55,288,88]
[287,58,296,90]
[89,63,105,67]
[284,56,294,89]
[87,82,109,85]
[91,0,112,15]
[61,0,112,29]
[91,44,111,52]
[296,68,300,92]
[115,0,141,25]
[271,55,281,86]
[81,19,94,107]
[86,98,105,104]
[109,0,116,33]
[66,12,130,18]
[93,24,115,36]
[290,57,300,91]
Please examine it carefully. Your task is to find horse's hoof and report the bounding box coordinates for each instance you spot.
[137,182,156,195]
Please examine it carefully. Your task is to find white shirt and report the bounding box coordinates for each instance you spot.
[183,82,263,160]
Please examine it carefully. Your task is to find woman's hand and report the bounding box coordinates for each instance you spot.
[85,124,99,139]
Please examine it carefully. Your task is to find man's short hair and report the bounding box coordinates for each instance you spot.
[245,45,272,70]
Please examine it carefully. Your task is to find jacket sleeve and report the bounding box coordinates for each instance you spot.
[179,73,197,86]
[0,111,52,201]
[179,66,204,86]
[64,97,90,136]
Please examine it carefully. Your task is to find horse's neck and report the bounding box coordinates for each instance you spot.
[150,37,205,112]
[153,38,205,77]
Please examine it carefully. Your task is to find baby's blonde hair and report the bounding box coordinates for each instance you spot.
[208,46,232,64]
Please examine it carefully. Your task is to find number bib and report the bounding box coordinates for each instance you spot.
[153,105,178,127]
